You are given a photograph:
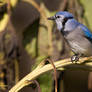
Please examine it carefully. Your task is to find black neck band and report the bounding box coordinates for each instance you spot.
[62,17,73,26]
[61,17,73,36]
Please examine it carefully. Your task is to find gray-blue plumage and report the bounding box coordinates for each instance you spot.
[48,11,92,61]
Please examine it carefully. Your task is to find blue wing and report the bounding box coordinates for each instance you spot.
[79,24,92,41]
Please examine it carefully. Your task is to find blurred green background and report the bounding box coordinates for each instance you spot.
[81,0,92,30]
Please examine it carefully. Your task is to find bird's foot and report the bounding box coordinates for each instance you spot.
[71,55,79,63]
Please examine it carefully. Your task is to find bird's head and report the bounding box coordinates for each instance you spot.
[48,11,74,31]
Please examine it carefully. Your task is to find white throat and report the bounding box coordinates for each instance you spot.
[56,21,63,31]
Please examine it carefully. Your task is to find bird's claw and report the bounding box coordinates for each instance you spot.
[71,55,79,63]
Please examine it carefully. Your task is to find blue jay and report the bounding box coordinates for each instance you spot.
[48,11,92,62]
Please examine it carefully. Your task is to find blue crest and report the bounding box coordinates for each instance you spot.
[56,11,74,18]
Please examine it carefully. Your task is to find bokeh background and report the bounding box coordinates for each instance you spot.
[0,0,92,92]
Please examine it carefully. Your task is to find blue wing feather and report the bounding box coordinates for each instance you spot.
[79,24,92,40]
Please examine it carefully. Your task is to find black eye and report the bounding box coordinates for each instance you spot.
[56,16,60,18]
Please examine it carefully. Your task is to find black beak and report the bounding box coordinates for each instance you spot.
[47,16,55,20]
